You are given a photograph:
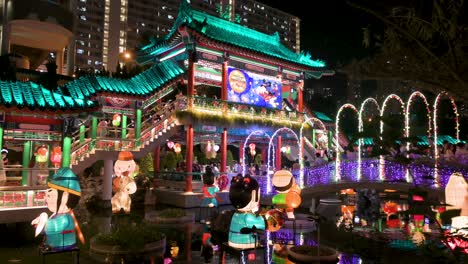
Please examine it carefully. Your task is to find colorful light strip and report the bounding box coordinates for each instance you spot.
[358,98,380,181]
[335,104,358,182]
[267,127,300,193]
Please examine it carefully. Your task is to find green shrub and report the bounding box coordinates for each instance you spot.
[158,208,186,218]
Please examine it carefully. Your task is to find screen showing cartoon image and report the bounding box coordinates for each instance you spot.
[227,67,282,109]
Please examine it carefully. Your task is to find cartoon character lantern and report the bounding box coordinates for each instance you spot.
[31,168,84,251]
[272,170,302,219]
[228,175,281,249]
[36,145,49,164]
[201,170,220,208]
[112,151,137,213]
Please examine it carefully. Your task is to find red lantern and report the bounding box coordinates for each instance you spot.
[217,174,229,191]
[50,146,62,166]
[248,253,256,261]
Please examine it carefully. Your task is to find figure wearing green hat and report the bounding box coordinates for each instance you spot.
[31,168,84,251]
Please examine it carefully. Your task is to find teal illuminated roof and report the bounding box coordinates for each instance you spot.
[313,111,333,122]
[64,59,185,98]
[0,80,96,111]
[138,1,333,74]
[357,135,464,146]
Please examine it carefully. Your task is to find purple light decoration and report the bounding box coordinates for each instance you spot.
[278,158,466,196]
[335,104,359,182]
[267,127,299,193]
[268,229,318,246]
[300,116,327,189]
[241,130,270,176]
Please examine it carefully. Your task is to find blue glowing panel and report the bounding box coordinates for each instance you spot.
[227,67,282,109]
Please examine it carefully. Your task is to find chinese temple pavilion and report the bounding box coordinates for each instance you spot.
[0,1,333,217]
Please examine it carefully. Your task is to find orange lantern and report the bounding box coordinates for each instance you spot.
[112,114,121,127]
[173,143,181,153]
[36,145,49,163]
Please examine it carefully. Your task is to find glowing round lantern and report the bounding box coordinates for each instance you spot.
[167,141,175,149]
[36,146,49,163]
[112,114,121,127]
[173,143,181,153]
[213,145,220,152]
[50,146,62,167]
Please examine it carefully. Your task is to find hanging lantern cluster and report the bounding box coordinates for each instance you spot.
[203,140,217,159]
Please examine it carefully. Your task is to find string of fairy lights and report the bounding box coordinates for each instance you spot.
[299,116,327,189]
[335,103,359,182]
[358,98,380,181]
[332,91,460,186]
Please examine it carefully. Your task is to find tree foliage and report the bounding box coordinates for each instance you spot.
[344,0,468,101]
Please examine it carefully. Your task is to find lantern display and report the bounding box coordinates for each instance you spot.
[31,168,84,251]
[203,140,217,159]
[112,151,137,214]
[112,114,121,127]
[173,143,181,153]
[272,170,302,219]
[228,175,273,249]
[445,172,468,210]
[50,146,62,167]
[35,145,49,163]
[200,170,220,208]
[383,201,400,228]
[213,144,220,152]
[217,174,229,191]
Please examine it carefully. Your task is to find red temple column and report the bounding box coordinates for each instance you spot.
[221,58,228,101]
[221,128,228,173]
[298,87,303,113]
[261,146,267,164]
[185,124,193,192]
[276,135,282,170]
[239,141,244,167]
[153,146,160,176]
[187,53,195,108]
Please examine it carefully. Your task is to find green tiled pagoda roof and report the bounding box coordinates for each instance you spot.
[0,80,95,111]
[65,59,185,99]
[139,2,330,72]
[357,135,465,146]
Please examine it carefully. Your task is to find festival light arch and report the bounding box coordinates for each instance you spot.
[335,104,358,181]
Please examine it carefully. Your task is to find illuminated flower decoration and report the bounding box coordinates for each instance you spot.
[383,201,399,215]
[112,114,121,127]
[173,143,181,153]
[167,141,175,149]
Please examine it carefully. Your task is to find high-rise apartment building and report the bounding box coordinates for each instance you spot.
[75,0,300,72]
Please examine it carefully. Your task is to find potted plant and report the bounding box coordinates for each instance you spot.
[89,221,166,263]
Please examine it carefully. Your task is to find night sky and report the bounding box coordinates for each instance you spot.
[257,0,380,66]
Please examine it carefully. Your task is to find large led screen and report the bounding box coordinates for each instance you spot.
[227,67,282,109]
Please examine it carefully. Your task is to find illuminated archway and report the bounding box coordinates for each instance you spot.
[335,104,358,181]
[299,116,327,188]
[358,98,380,180]
[267,127,300,193]
[433,92,460,161]
[241,130,271,176]
[405,91,432,151]
[380,94,405,181]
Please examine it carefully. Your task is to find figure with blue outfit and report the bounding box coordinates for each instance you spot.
[228,174,282,249]
[31,168,84,251]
